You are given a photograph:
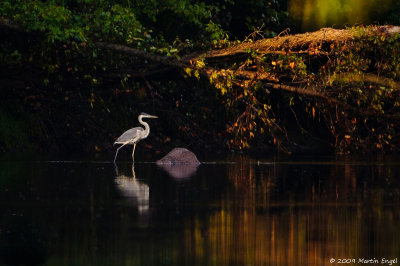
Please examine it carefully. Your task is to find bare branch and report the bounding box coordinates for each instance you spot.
[0,17,25,32]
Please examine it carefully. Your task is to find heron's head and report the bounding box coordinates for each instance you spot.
[140,112,158,119]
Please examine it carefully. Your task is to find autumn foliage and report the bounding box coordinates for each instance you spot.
[0,1,399,154]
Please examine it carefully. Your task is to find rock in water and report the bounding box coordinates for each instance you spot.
[156,148,200,179]
[156,148,200,166]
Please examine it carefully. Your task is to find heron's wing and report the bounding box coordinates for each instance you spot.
[114,127,144,144]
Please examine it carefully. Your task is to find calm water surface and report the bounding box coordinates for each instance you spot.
[0,155,399,265]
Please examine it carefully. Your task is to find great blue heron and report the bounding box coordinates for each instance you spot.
[113,112,158,162]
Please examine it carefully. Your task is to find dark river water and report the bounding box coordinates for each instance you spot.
[0,154,399,265]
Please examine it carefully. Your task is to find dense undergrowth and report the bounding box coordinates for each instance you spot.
[0,1,399,155]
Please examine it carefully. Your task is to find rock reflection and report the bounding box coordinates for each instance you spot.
[156,148,200,179]
[114,163,149,213]
[156,163,198,179]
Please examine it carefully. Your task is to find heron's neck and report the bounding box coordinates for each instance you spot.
[138,116,150,137]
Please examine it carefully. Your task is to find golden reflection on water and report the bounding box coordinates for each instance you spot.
[2,159,398,265]
[183,157,400,265]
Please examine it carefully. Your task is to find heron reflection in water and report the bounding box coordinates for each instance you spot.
[114,163,149,213]
[113,112,158,162]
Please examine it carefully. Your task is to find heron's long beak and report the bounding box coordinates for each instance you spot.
[147,115,158,119]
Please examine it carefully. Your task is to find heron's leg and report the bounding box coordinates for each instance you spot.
[114,162,119,176]
[114,142,129,162]
[131,163,136,179]
[132,143,137,162]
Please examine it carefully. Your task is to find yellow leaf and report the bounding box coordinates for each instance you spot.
[289,62,295,69]
[184,68,192,77]
[194,70,200,79]
[196,60,205,68]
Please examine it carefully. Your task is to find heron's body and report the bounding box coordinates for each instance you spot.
[114,127,146,144]
[113,113,157,162]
